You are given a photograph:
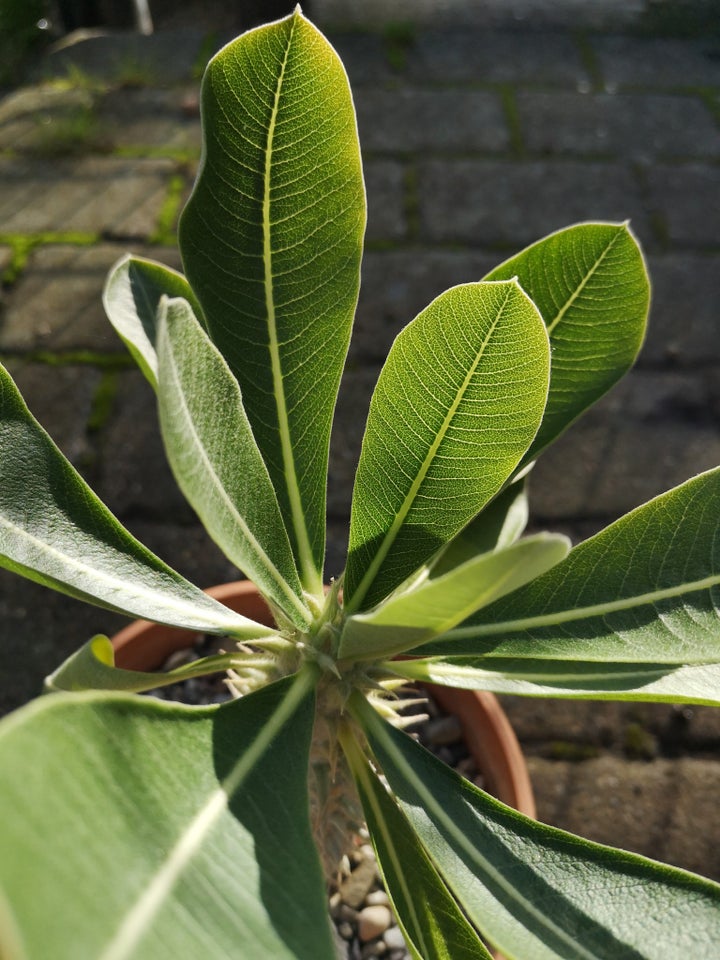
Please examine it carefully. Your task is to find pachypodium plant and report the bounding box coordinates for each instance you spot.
[1,9,719,959]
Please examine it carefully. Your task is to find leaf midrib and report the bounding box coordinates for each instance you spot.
[262,16,321,596]
[545,227,624,336]
[446,572,720,644]
[98,668,316,960]
[347,287,513,614]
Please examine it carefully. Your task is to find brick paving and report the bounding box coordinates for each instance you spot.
[1,11,719,881]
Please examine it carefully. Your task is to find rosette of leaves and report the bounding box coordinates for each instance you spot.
[1,10,719,960]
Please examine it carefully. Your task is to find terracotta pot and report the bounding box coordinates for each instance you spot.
[111,580,535,817]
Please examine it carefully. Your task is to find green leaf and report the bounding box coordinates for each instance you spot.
[340,726,493,960]
[354,695,720,960]
[45,635,246,694]
[424,467,720,664]
[102,254,204,388]
[0,670,335,960]
[429,477,529,579]
[486,222,649,462]
[390,657,720,707]
[178,10,366,594]
[339,534,569,662]
[0,362,270,639]
[344,280,550,613]
[156,297,311,629]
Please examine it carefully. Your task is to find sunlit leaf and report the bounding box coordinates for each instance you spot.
[344,281,550,613]
[179,11,365,593]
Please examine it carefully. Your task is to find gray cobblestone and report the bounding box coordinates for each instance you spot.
[517,91,720,160]
[592,35,720,91]
[528,755,720,881]
[350,249,500,362]
[356,88,509,153]
[0,156,177,236]
[330,34,394,86]
[531,368,720,521]
[364,159,407,241]
[405,30,588,86]
[93,368,194,522]
[418,159,651,247]
[0,85,96,153]
[646,164,720,246]
[97,88,202,152]
[642,253,720,365]
[0,244,182,353]
[0,360,101,470]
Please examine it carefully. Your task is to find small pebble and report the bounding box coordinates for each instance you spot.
[383,926,406,951]
[338,904,358,923]
[338,921,354,941]
[361,940,387,958]
[365,890,390,907]
[425,714,462,746]
[358,905,392,942]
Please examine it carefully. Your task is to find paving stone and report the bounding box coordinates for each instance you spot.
[364,159,407,241]
[97,87,202,152]
[530,368,720,521]
[355,88,508,153]
[94,368,195,522]
[592,35,720,91]
[317,0,644,31]
[645,164,720,246]
[0,245,11,276]
[330,33,394,86]
[36,28,208,86]
[402,29,588,86]
[351,249,500,362]
[417,159,651,249]
[329,365,379,519]
[120,521,241,592]
[0,360,101,470]
[527,755,720,881]
[499,696,696,755]
[0,244,182,353]
[0,571,129,717]
[642,253,720,366]
[326,520,349,583]
[517,91,720,160]
[0,85,97,153]
[682,704,720,745]
[0,156,177,236]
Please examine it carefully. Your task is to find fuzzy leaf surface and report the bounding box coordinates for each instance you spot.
[102,254,203,388]
[179,11,365,593]
[0,672,335,960]
[424,467,720,664]
[486,222,649,461]
[342,729,493,960]
[339,534,569,661]
[156,297,310,629]
[344,280,550,612]
[356,697,720,960]
[0,363,268,638]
